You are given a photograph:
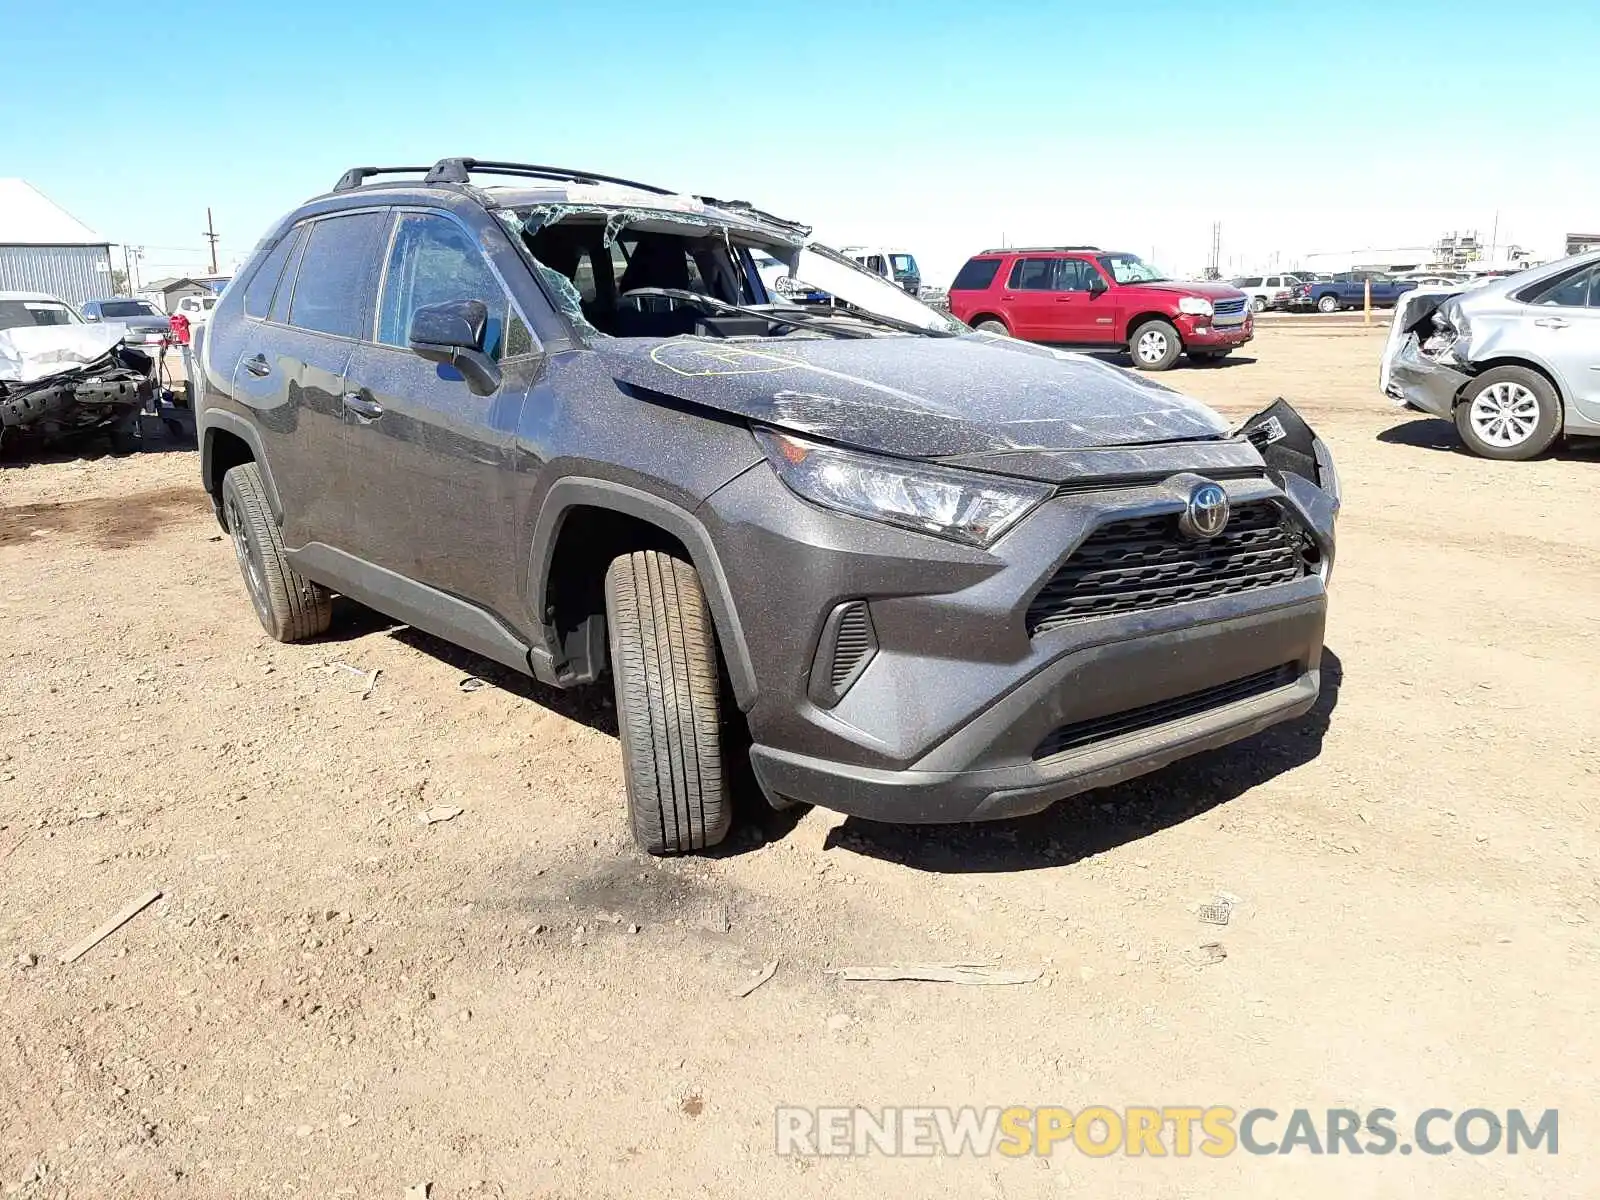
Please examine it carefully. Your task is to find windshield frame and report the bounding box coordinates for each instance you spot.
[505,204,964,342]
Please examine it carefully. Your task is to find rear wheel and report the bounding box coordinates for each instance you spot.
[605,550,731,855]
[1129,319,1182,371]
[221,462,332,641]
[1251,296,1267,313]
[1316,294,1342,314]
[1188,350,1229,365]
[974,318,1009,336]
[1454,367,1562,461]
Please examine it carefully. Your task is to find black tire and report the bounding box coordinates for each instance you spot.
[1129,318,1182,371]
[1453,366,1563,462]
[605,550,730,855]
[1188,350,1229,365]
[221,462,332,641]
[1316,294,1341,314]
[974,318,1009,336]
[1251,296,1267,313]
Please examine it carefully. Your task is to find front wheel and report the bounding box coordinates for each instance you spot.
[605,550,731,855]
[1251,296,1267,313]
[1454,367,1562,461]
[1316,294,1342,314]
[1129,319,1182,371]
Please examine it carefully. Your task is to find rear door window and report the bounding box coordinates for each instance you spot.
[952,258,1001,290]
[1522,264,1599,308]
[287,211,388,340]
[1008,258,1061,291]
[243,228,303,320]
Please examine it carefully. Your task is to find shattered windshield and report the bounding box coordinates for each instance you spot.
[1099,254,1170,284]
[506,205,961,341]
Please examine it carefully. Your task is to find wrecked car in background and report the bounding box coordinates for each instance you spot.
[197,156,1339,858]
[0,322,156,454]
[1382,251,1600,460]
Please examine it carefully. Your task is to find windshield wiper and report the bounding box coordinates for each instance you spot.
[619,288,869,338]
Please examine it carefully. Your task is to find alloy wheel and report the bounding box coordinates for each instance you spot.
[1136,329,1169,364]
[1469,382,1540,448]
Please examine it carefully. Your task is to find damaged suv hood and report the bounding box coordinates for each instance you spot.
[596,334,1231,459]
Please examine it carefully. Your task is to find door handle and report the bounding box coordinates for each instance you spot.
[1533,317,1569,329]
[244,354,270,377]
[343,392,384,420]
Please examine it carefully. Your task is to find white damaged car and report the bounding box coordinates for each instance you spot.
[1381,251,1600,460]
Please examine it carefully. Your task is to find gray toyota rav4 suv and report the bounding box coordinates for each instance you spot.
[196,157,1340,854]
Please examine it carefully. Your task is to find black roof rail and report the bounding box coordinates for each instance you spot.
[420,157,678,196]
[978,245,1102,254]
[331,166,433,193]
[328,158,810,234]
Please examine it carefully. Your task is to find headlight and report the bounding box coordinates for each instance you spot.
[1178,297,1214,316]
[756,429,1050,547]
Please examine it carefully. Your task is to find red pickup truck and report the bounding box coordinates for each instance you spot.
[949,247,1253,370]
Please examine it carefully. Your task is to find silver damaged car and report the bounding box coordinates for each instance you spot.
[1381,251,1600,460]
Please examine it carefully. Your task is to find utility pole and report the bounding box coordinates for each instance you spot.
[203,208,220,275]
[121,245,133,296]
[1205,221,1222,280]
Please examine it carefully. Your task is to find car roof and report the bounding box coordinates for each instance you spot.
[302,159,810,244]
[973,246,1108,257]
[0,290,71,303]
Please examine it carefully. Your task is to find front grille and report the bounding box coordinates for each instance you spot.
[1213,297,1247,318]
[1033,663,1300,760]
[1027,501,1309,634]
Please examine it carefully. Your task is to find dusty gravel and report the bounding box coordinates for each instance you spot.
[2,326,1597,1199]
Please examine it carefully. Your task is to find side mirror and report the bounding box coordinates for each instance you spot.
[1086,274,1109,297]
[407,299,501,395]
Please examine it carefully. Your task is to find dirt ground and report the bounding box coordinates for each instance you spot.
[2,326,1596,1199]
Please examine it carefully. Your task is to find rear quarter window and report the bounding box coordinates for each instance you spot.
[952,258,1002,290]
[242,228,302,320]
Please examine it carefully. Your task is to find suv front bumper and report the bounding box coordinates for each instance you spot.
[1180,312,1254,349]
[749,597,1322,822]
[700,449,1334,824]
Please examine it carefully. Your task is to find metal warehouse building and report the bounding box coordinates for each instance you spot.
[0,178,113,307]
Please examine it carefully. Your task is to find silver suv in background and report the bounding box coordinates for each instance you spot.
[1382,251,1600,460]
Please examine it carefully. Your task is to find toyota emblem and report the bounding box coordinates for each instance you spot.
[1179,481,1230,539]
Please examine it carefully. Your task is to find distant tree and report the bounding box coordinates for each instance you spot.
[109,269,129,295]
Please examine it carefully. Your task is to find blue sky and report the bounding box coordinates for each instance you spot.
[7,0,1596,285]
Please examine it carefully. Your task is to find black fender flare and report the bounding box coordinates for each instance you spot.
[199,410,284,522]
[527,478,757,709]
